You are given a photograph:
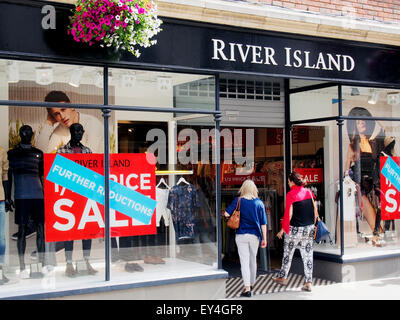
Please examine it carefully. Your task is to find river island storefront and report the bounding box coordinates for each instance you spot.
[0,0,400,299]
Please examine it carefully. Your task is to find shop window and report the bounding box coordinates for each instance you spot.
[340,86,400,253]
[0,59,107,298]
[0,60,218,298]
[292,122,340,255]
[108,69,218,284]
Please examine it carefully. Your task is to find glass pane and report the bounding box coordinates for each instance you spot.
[292,122,340,255]
[108,68,218,283]
[290,81,338,122]
[1,59,106,298]
[342,87,400,254]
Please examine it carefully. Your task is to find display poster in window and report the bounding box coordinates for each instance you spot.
[294,168,324,184]
[8,82,117,153]
[44,153,157,242]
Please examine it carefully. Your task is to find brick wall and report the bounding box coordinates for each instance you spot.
[245,0,400,24]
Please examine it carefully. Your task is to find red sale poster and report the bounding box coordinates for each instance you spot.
[380,156,400,220]
[294,168,323,184]
[44,153,156,242]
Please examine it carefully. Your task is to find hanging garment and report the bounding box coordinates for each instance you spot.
[342,176,357,221]
[156,187,171,227]
[167,183,200,240]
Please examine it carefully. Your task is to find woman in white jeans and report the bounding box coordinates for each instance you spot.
[224,180,267,297]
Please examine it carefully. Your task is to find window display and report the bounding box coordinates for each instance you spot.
[0,60,218,298]
[341,87,400,252]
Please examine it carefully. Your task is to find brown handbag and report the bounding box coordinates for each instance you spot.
[227,197,241,230]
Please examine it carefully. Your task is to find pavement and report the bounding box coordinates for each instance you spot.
[231,276,400,300]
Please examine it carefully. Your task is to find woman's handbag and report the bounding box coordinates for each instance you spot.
[227,197,241,230]
[314,217,331,243]
[310,191,332,243]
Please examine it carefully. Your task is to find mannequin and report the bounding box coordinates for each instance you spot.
[57,123,98,277]
[7,125,45,278]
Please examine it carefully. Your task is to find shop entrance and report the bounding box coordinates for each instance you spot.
[220,127,285,277]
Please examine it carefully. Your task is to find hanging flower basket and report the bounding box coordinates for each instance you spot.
[68,0,162,58]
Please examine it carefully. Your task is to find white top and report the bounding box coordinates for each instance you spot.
[156,187,171,227]
[343,175,357,221]
[35,112,104,153]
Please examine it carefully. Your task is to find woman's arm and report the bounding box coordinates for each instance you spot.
[261,225,267,248]
[277,204,293,239]
[345,144,354,173]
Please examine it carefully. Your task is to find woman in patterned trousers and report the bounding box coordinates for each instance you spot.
[274,172,318,292]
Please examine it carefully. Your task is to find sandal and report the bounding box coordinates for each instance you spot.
[301,283,312,292]
[273,277,288,286]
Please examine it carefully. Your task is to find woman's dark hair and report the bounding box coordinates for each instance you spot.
[346,107,375,140]
[288,172,305,187]
[346,107,376,158]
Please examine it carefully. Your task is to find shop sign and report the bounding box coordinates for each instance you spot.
[44,153,156,242]
[222,173,267,185]
[294,168,323,184]
[380,156,400,220]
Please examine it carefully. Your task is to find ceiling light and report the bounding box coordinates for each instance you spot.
[69,68,83,87]
[119,72,136,88]
[157,76,172,92]
[350,88,359,96]
[7,61,19,83]
[368,90,379,104]
[35,66,53,85]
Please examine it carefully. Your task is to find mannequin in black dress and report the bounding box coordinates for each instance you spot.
[7,125,45,278]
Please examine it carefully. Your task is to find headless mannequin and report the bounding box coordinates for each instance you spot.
[7,125,45,276]
[57,123,98,277]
